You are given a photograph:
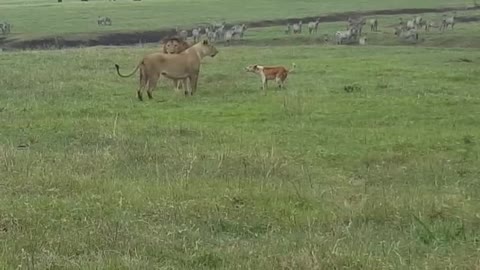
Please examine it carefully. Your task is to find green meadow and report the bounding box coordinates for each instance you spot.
[1,0,480,269]
[0,0,472,37]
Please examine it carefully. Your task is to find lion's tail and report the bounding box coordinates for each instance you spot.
[288,63,296,73]
[115,62,141,78]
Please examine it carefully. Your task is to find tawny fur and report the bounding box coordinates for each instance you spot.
[161,36,193,90]
[244,63,296,90]
[115,40,218,101]
[162,36,191,54]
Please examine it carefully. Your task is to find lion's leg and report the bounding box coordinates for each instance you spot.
[183,78,189,96]
[185,78,193,96]
[176,79,184,92]
[137,69,147,101]
[190,73,199,95]
[172,79,179,92]
[181,78,192,96]
[147,74,159,100]
[172,79,185,94]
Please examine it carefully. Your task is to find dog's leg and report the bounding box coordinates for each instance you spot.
[276,76,282,89]
[260,73,267,91]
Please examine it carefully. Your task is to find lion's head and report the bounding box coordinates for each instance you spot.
[162,37,190,54]
[197,39,218,58]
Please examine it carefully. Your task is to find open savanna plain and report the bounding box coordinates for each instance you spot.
[2,0,480,269]
[0,0,470,37]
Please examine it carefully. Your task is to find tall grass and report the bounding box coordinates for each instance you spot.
[1,40,480,268]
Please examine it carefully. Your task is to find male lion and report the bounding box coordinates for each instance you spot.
[115,39,218,101]
[161,36,192,90]
[162,36,191,54]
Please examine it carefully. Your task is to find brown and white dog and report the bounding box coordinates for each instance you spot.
[244,63,296,90]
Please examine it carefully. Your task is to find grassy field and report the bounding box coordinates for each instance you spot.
[0,0,472,38]
[2,0,480,268]
[2,36,480,268]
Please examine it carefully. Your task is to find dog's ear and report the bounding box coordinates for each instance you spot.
[253,65,258,69]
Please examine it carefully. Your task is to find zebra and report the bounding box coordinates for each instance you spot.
[285,23,292,34]
[369,18,378,32]
[97,16,112,26]
[307,19,320,34]
[292,21,302,34]
[206,27,216,42]
[192,28,201,43]
[0,21,12,34]
[224,30,234,46]
[231,24,247,39]
[394,27,418,41]
[441,13,455,31]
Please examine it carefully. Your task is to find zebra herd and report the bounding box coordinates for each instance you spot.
[97,16,112,26]
[393,13,456,42]
[0,21,12,35]
[285,19,320,35]
[284,17,372,45]
[398,13,456,32]
[334,12,457,45]
[176,22,248,45]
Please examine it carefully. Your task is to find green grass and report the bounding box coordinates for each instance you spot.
[2,1,480,268]
[0,0,472,38]
[2,33,480,268]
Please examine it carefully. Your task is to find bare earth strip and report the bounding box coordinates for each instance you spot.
[1,5,479,50]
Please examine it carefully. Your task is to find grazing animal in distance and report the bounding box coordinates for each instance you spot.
[285,23,292,34]
[394,27,418,41]
[347,17,366,36]
[424,20,440,31]
[405,19,415,30]
[231,24,247,39]
[369,18,378,32]
[192,28,201,43]
[359,35,367,45]
[413,16,424,28]
[323,34,330,43]
[0,21,12,34]
[224,30,234,45]
[335,29,353,44]
[292,21,302,34]
[97,16,112,26]
[206,27,216,42]
[308,19,320,34]
[115,40,218,100]
[212,22,226,41]
[441,13,456,31]
[176,28,188,40]
[244,63,296,90]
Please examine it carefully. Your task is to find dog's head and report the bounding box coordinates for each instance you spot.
[244,64,261,73]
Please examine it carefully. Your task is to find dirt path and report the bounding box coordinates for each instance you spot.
[1,6,479,50]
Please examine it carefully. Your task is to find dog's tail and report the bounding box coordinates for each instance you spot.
[289,63,296,73]
[115,61,142,78]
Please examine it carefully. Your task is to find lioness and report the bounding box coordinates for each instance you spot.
[115,39,218,101]
[162,37,192,90]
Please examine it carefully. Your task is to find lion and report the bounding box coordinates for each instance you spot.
[162,36,191,54]
[115,39,219,101]
[161,36,192,90]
